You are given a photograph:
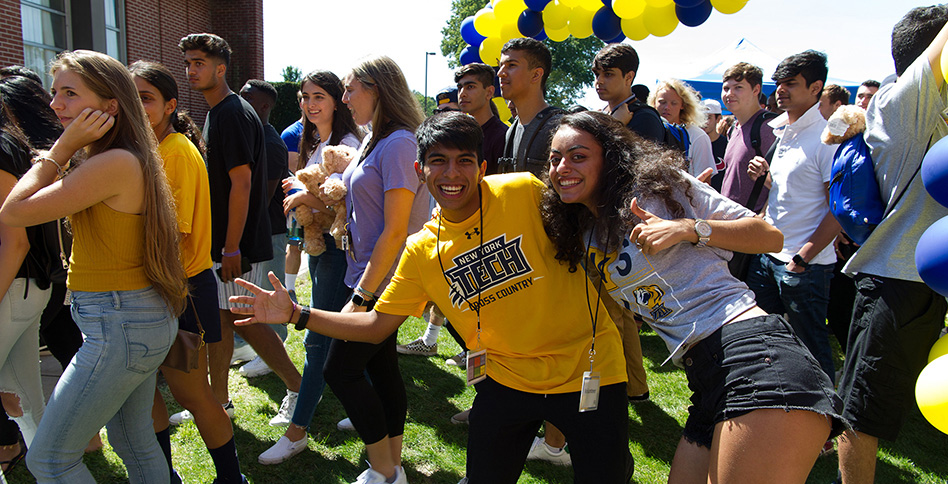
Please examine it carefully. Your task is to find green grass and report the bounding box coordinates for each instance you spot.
[7,278,948,483]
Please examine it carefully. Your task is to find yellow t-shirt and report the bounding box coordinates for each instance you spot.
[375,173,626,394]
[159,133,213,277]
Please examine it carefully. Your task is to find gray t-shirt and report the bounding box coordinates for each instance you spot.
[843,56,948,281]
[591,174,758,366]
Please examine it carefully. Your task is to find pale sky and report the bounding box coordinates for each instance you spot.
[263,0,934,107]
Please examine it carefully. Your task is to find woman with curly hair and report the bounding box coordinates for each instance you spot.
[541,111,844,483]
[648,78,717,179]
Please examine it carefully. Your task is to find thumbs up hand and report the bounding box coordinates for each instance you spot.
[629,197,695,255]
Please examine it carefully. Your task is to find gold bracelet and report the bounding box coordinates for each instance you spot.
[33,155,65,176]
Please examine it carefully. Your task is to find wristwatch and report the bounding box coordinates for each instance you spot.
[351,292,375,309]
[294,305,311,331]
[694,219,712,247]
[792,254,810,269]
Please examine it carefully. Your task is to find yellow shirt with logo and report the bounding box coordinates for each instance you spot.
[159,133,213,277]
[375,173,626,394]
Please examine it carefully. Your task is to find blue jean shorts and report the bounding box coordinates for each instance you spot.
[681,314,845,448]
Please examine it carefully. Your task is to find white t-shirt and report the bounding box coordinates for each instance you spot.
[304,132,362,169]
[764,103,838,265]
[685,125,717,179]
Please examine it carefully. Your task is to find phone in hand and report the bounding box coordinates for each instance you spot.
[216,256,252,279]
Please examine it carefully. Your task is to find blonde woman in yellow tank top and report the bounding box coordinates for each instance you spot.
[0,50,187,483]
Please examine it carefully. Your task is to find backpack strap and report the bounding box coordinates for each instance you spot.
[744,126,779,211]
[750,110,777,157]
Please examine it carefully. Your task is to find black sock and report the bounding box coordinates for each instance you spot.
[207,436,242,482]
[155,428,173,474]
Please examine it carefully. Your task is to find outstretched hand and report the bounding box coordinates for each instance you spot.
[228,271,295,326]
[629,198,693,255]
[57,108,114,153]
[696,167,714,185]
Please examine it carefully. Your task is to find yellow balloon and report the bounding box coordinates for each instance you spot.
[613,0,647,19]
[930,333,948,363]
[479,37,505,67]
[560,0,580,7]
[500,21,522,41]
[493,97,513,125]
[568,5,596,39]
[546,24,572,42]
[543,0,572,31]
[917,354,948,434]
[474,8,501,38]
[621,14,649,41]
[580,0,605,10]
[941,43,948,84]
[495,0,527,23]
[645,0,671,6]
[643,2,677,37]
[710,0,748,15]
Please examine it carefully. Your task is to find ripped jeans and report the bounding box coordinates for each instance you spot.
[0,278,51,447]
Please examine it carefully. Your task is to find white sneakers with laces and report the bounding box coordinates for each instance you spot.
[268,390,299,426]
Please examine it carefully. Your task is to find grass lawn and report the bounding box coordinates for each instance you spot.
[6,277,948,483]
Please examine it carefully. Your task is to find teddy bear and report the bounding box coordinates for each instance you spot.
[293,145,357,256]
[821,104,866,145]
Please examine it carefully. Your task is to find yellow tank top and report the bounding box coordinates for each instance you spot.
[66,202,150,292]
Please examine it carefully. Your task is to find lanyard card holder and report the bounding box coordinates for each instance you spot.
[466,349,487,386]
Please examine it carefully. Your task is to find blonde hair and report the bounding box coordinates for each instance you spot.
[51,50,188,314]
[349,55,424,156]
[648,79,707,128]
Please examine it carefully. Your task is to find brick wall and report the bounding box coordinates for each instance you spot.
[0,0,23,67]
[209,0,264,90]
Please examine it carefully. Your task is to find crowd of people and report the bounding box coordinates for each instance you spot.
[0,4,946,484]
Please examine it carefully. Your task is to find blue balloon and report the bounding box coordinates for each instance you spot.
[518,9,545,38]
[533,28,548,41]
[674,0,705,7]
[461,16,486,47]
[460,45,482,65]
[605,32,626,43]
[916,215,948,297]
[922,135,948,208]
[676,0,712,27]
[525,0,553,11]
[592,6,622,41]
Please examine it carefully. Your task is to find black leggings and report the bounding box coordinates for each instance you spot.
[39,282,83,370]
[323,331,406,445]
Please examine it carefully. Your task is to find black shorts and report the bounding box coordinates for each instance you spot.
[681,314,845,448]
[837,274,947,441]
[179,268,222,344]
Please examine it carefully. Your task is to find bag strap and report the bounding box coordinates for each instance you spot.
[883,133,933,219]
[750,111,777,158]
[187,294,206,345]
[744,134,779,211]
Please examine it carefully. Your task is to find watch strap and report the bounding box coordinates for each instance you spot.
[295,305,311,331]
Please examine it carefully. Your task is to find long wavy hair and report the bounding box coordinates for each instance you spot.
[0,75,62,150]
[128,60,205,155]
[298,70,363,162]
[648,78,707,128]
[348,55,424,159]
[51,50,188,314]
[540,111,691,271]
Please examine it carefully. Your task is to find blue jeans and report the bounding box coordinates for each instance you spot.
[746,254,836,380]
[27,287,176,484]
[292,234,350,427]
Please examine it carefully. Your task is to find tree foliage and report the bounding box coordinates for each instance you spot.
[281,65,302,83]
[440,0,603,108]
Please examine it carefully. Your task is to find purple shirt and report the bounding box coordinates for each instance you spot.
[342,129,430,289]
[721,110,776,212]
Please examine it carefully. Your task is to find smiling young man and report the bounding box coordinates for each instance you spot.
[745,50,840,384]
[592,43,664,143]
[177,33,302,430]
[230,112,633,484]
[455,63,507,175]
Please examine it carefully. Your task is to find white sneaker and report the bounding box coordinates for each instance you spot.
[351,465,407,484]
[337,417,355,431]
[396,337,437,356]
[170,400,234,425]
[526,436,571,466]
[269,390,299,426]
[230,345,257,365]
[258,435,307,465]
[238,356,272,378]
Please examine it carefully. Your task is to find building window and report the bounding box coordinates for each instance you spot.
[20,0,67,85]
[103,0,124,61]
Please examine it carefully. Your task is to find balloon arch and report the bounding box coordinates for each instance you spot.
[459,0,751,66]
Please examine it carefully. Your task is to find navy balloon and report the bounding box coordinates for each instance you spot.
[916,215,948,297]
[533,28,548,41]
[606,32,626,43]
[461,16,486,47]
[592,6,622,41]
[922,135,948,208]
[518,9,545,38]
[673,0,705,7]
[524,0,552,11]
[676,0,713,27]
[460,45,482,65]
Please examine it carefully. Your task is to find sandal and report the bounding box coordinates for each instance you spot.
[1,443,26,476]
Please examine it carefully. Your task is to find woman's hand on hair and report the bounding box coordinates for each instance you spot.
[628,198,693,255]
[57,108,114,153]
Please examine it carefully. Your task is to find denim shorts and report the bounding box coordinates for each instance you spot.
[681,314,845,448]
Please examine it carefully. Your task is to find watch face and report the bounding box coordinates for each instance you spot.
[696,220,712,237]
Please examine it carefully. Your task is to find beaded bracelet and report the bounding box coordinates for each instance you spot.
[33,155,65,177]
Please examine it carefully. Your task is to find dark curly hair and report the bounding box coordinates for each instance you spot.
[540,111,690,271]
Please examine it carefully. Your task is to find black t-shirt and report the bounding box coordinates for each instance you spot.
[264,124,289,235]
[625,99,665,143]
[709,135,728,192]
[481,115,508,176]
[0,133,32,279]
[203,93,273,263]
